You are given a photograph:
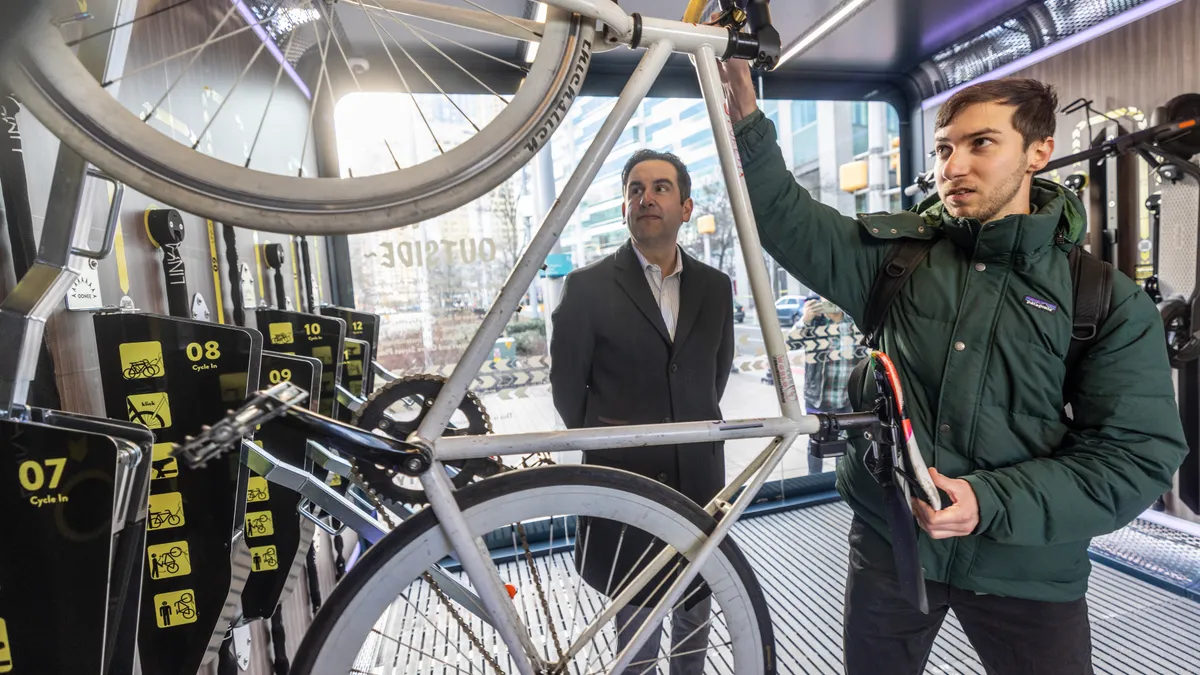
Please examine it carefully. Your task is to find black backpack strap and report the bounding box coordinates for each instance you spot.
[848,237,937,410]
[1066,245,1113,373]
[860,238,938,348]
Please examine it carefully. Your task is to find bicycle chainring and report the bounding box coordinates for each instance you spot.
[349,374,501,508]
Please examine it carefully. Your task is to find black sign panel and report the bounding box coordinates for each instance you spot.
[94,312,262,675]
[0,412,152,675]
[238,352,321,622]
[337,338,372,423]
[255,309,345,419]
[320,306,381,394]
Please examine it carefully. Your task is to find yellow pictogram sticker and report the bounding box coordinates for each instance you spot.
[147,540,192,580]
[0,617,12,672]
[151,443,179,481]
[268,322,295,345]
[127,393,172,429]
[312,345,332,365]
[245,510,275,538]
[247,476,270,503]
[153,589,198,628]
[328,473,342,487]
[120,341,164,380]
[250,545,279,572]
[148,492,186,531]
[346,360,363,377]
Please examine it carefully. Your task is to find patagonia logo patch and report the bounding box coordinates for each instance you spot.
[1024,296,1058,313]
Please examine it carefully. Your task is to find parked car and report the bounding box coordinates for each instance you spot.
[775,295,804,326]
[733,299,745,323]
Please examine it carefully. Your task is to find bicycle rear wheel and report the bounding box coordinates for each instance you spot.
[3,0,591,235]
[293,464,776,674]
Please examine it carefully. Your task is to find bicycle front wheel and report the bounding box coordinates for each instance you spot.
[4,1,591,235]
[293,464,776,674]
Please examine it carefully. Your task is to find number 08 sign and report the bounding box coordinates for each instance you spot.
[93,312,262,675]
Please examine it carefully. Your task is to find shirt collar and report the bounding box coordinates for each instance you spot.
[632,242,682,279]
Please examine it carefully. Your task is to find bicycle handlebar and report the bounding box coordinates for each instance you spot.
[1039,116,1200,174]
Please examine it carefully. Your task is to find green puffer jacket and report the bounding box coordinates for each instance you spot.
[734,109,1188,601]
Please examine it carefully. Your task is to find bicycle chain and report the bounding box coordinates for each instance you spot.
[349,463,509,675]
[516,521,564,659]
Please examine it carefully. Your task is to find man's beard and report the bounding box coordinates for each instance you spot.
[947,159,1028,223]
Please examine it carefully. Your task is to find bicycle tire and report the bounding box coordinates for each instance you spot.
[3,4,592,235]
[292,464,776,674]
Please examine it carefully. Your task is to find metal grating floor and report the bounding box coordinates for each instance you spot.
[736,502,1200,674]
[359,502,1200,673]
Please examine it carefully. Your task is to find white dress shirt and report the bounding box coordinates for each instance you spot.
[633,243,683,341]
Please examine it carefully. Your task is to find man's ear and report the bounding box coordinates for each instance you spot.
[682,197,694,222]
[1027,136,1055,173]
[621,201,627,220]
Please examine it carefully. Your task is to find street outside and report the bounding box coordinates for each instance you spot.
[478,312,833,483]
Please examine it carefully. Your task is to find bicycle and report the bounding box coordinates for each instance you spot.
[121,357,163,380]
[1,1,939,673]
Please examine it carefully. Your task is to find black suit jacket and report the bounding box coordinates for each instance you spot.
[550,239,735,604]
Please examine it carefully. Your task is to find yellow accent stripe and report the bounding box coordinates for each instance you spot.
[207,220,226,324]
[253,231,265,305]
[143,207,160,248]
[112,194,130,295]
[682,0,708,23]
[289,236,302,308]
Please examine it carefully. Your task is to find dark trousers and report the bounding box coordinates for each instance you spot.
[843,517,1094,675]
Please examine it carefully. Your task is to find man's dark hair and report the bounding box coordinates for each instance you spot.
[621,149,691,203]
[935,78,1058,148]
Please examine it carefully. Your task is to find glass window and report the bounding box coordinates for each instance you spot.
[792,124,818,166]
[791,100,817,127]
[679,101,705,120]
[682,129,710,148]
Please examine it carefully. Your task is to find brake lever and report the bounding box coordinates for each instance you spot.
[174,382,309,468]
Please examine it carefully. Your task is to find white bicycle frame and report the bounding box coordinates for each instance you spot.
[382,1,818,672]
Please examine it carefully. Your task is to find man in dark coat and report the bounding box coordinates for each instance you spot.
[551,148,735,674]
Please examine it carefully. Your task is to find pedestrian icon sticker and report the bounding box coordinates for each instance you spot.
[0,617,12,672]
[151,443,178,481]
[250,545,279,572]
[247,476,270,503]
[268,322,294,345]
[127,392,172,429]
[245,510,274,537]
[148,492,185,531]
[120,341,164,380]
[147,541,191,580]
[154,589,198,628]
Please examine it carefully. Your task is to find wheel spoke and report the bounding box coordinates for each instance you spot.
[296,22,332,177]
[100,16,277,90]
[364,0,512,105]
[191,40,268,151]
[246,31,297,168]
[366,5,482,134]
[141,1,243,124]
[67,0,199,47]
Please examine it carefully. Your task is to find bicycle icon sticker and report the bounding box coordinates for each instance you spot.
[153,589,197,628]
[147,540,191,580]
[0,617,12,672]
[127,392,172,430]
[119,341,165,380]
[147,492,185,531]
[150,443,178,481]
[247,476,270,503]
[245,510,274,538]
[250,545,278,572]
[268,322,294,345]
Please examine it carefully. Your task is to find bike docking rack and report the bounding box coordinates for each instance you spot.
[93,311,263,673]
[320,305,382,398]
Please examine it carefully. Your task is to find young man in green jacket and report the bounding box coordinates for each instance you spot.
[720,61,1188,674]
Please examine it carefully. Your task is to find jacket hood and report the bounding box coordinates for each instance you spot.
[913,177,1087,245]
